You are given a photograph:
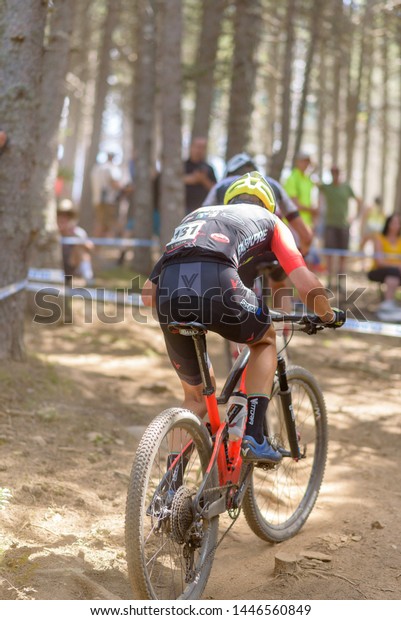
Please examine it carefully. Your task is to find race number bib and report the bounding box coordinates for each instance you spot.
[166,221,205,252]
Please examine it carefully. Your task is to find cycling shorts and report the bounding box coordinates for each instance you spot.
[156,260,271,385]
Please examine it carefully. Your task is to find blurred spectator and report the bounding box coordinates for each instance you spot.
[368,213,401,321]
[283,152,318,228]
[203,152,312,255]
[360,196,386,251]
[0,129,8,155]
[319,165,363,290]
[204,153,312,314]
[57,199,94,285]
[184,137,216,214]
[91,152,122,237]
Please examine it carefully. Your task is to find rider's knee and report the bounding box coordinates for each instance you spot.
[249,324,276,349]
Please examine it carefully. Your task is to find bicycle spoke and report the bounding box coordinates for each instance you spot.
[126,409,219,599]
[243,368,327,542]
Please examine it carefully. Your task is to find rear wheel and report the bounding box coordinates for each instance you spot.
[242,366,328,542]
[125,408,219,600]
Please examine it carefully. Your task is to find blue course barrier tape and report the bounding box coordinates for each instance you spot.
[0,279,28,301]
[61,237,158,248]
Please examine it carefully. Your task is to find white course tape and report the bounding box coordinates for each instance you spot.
[313,247,401,260]
[28,268,65,283]
[0,279,28,301]
[26,281,144,307]
[342,318,401,337]
[61,237,158,248]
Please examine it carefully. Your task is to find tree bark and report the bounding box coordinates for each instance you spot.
[191,0,226,141]
[270,0,296,180]
[159,0,185,249]
[293,0,324,164]
[0,0,47,360]
[61,0,93,192]
[30,0,76,269]
[394,29,401,214]
[361,29,374,204]
[380,14,389,207]
[345,2,372,182]
[330,0,344,165]
[132,0,157,275]
[226,0,262,159]
[79,0,121,233]
[317,37,327,177]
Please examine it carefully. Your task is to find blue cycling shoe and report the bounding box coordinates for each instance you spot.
[241,435,283,464]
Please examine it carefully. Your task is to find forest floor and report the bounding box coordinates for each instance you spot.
[0,299,401,602]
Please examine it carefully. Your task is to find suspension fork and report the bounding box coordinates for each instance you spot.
[276,355,301,460]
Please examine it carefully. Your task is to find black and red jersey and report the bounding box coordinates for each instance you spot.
[150,203,305,282]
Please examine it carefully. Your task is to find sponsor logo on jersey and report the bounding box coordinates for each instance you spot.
[210,232,230,244]
[240,298,259,313]
[238,230,268,256]
[181,273,198,289]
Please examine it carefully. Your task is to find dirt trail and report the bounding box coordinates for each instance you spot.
[0,309,400,600]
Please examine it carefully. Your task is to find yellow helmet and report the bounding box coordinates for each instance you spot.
[224,171,276,213]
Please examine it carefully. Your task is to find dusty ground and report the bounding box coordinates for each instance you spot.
[0,300,401,601]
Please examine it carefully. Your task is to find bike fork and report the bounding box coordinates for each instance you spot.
[276,355,302,460]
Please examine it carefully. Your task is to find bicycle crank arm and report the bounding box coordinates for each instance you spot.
[232,464,253,509]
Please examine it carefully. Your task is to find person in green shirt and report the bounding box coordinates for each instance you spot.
[319,166,363,290]
[283,152,317,228]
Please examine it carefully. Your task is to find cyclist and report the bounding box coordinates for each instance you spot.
[142,172,344,464]
[204,153,312,311]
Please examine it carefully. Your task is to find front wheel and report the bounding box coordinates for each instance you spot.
[242,366,328,542]
[125,408,219,600]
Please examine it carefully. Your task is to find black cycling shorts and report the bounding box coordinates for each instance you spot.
[156,260,271,385]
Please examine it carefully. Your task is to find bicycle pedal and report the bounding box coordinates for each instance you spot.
[255,461,276,471]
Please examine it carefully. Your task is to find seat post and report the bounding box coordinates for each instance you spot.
[192,334,214,395]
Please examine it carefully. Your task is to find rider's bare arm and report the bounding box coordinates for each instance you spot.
[288,216,313,255]
[289,266,334,322]
[271,218,334,322]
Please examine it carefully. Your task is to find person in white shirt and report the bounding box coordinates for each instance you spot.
[91,152,121,237]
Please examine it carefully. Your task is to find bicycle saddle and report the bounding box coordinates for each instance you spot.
[167,321,208,336]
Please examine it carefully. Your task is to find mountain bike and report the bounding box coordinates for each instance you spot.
[224,260,291,370]
[125,311,336,600]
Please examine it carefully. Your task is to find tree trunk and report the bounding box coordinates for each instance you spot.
[380,15,389,208]
[30,0,76,269]
[263,10,280,161]
[226,0,262,159]
[0,0,47,360]
[293,0,323,164]
[159,0,185,249]
[79,0,121,233]
[330,0,344,165]
[270,0,296,180]
[191,0,226,141]
[317,38,327,177]
[61,0,93,193]
[132,0,157,275]
[361,31,374,204]
[345,2,372,182]
[394,32,401,214]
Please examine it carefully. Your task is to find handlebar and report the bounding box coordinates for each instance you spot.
[270,310,346,335]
